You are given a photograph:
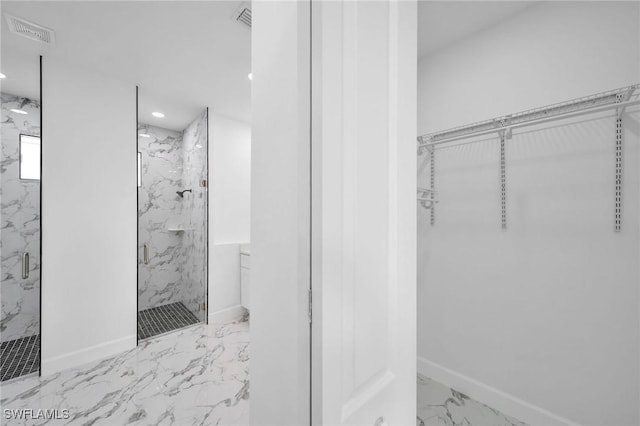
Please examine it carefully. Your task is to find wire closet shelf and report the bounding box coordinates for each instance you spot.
[418,84,640,149]
[416,84,640,232]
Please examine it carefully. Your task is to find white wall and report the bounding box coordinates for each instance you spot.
[250,0,310,424]
[417,3,640,425]
[207,114,250,319]
[418,2,639,135]
[210,243,241,316]
[41,59,136,374]
[210,113,251,244]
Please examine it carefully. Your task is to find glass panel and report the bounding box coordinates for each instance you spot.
[179,108,208,323]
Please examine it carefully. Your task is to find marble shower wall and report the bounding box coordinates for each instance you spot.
[179,109,208,321]
[137,124,185,311]
[1,93,41,342]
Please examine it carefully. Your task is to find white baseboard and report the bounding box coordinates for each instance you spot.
[417,356,579,426]
[41,335,136,376]
[209,304,247,324]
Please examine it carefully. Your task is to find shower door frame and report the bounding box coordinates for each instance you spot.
[38,55,43,375]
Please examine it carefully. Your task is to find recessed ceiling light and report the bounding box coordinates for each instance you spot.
[152,111,165,118]
[138,134,151,138]
[248,73,253,81]
[0,73,6,79]
[10,109,27,114]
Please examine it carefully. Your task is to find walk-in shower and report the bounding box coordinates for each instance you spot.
[136,90,208,341]
[0,53,42,381]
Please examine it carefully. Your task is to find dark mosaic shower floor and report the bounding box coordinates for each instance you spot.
[138,302,200,340]
[1,334,40,382]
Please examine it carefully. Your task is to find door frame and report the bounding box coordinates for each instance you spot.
[248,0,312,423]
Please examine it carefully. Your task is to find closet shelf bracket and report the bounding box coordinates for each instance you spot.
[418,188,438,210]
[417,135,430,156]
[498,130,510,230]
[616,86,636,118]
[615,116,623,232]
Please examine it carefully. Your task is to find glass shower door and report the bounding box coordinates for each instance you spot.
[136,95,208,340]
[177,108,208,323]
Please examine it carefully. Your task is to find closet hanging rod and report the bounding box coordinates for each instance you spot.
[418,84,639,148]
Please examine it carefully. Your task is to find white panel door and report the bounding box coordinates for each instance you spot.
[312,1,417,425]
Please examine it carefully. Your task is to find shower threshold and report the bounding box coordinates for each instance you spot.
[138,302,201,341]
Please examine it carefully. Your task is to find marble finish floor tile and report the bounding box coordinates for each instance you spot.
[417,375,527,426]
[0,317,249,425]
[1,335,40,382]
[137,302,200,341]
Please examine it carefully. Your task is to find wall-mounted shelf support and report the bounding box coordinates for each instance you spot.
[611,86,635,232]
[417,187,438,210]
[429,144,436,225]
[615,116,623,232]
[417,135,429,156]
[616,86,636,118]
[498,130,511,230]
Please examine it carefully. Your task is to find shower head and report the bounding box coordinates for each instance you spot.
[176,189,192,198]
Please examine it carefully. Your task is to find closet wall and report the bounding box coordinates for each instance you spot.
[417,2,639,425]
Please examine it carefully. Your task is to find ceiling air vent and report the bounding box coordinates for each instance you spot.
[5,14,56,46]
[234,3,251,28]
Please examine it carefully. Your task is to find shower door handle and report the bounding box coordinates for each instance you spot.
[22,252,29,279]
[143,244,149,265]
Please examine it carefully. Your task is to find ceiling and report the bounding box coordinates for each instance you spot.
[0,1,251,131]
[418,1,536,59]
[1,1,541,129]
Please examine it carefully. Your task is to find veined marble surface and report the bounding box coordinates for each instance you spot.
[417,374,527,426]
[1,93,41,342]
[137,124,186,312]
[0,316,249,425]
[180,110,208,321]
